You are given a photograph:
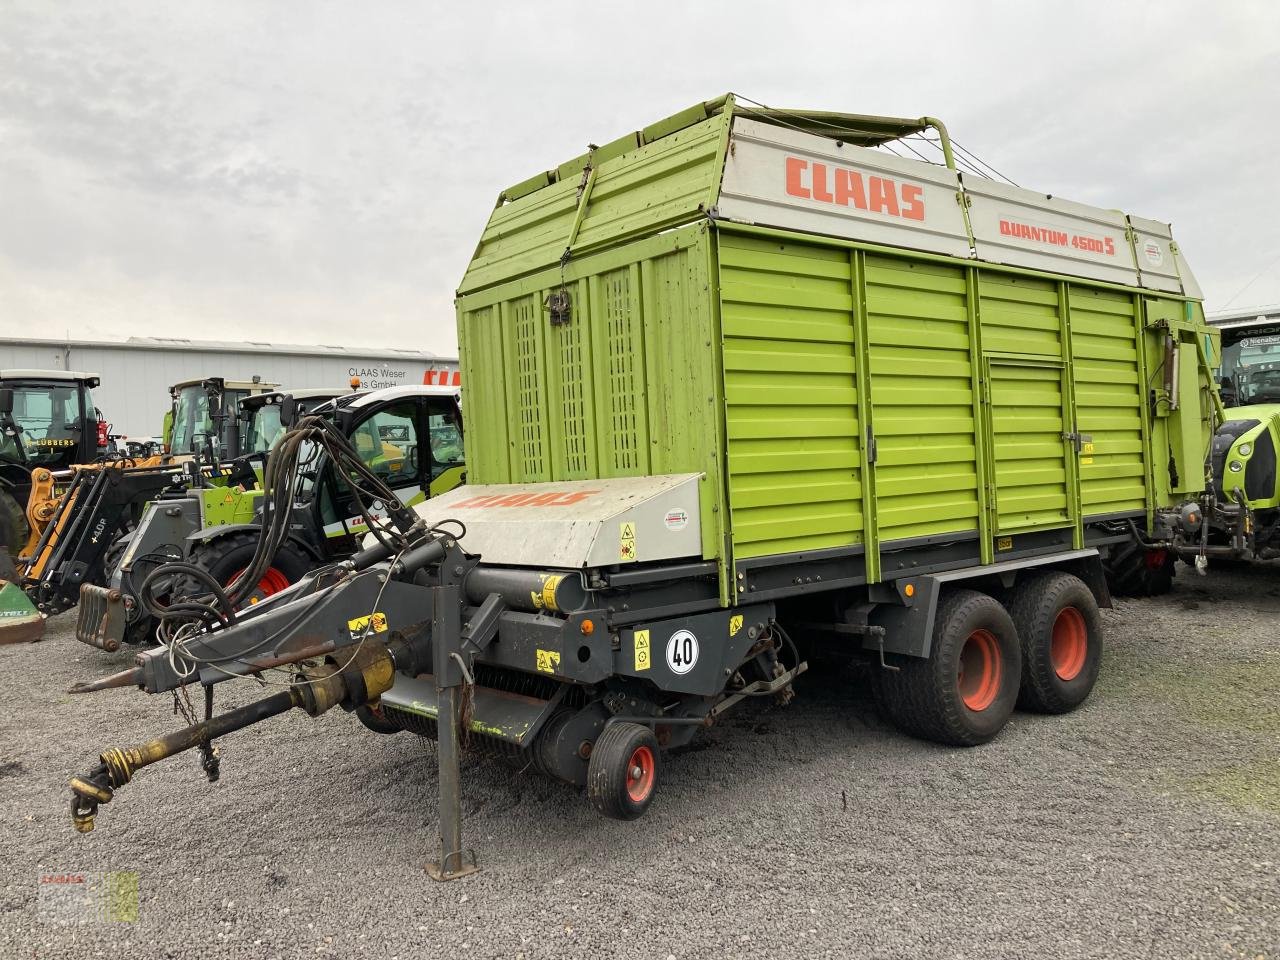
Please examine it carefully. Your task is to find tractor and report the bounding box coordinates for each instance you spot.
[76,384,465,650]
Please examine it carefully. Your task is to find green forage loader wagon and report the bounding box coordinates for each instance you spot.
[450,94,1217,752]
[67,97,1218,877]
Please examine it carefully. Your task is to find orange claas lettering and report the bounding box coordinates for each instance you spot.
[785,156,926,222]
[451,490,601,509]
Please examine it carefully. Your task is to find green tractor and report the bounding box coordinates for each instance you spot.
[77,384,465,650]
[1187,403,1280,562]
[165,377,278,458]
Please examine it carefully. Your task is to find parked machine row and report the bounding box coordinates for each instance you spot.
[3,95,1267,882]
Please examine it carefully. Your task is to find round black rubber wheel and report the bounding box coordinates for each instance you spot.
[873,588,1021,747]
[1006,571,1103,714]
[356,701,402,735]
[189,530,313,606]
[587,722,660,820]
[1103,539,1174,597]
[0,487,30,566]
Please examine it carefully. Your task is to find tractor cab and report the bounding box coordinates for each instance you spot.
[0,370,105,472]
[0,369,106,563]
[167,377,278,458]
[240,388,350,456]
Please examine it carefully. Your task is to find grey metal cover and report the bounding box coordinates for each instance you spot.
[411,474,705,569]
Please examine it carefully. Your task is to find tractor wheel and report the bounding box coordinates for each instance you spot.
[101,534,156,645]
[873,589,1021,747]
[0,487,29,566]
[1006,571,1103,714]
[189,531,312,607]
[1103,539,1174,597]
[587,722,660,821]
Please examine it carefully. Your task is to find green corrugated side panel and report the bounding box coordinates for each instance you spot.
[1068,285,1147,516]
[458,114,730,296]
[979,274,1062,357]
[976,273,1072,534]
[457,224,728,571]
[864,255,980,541]
[987,360,1071,532]
[718,232,864,560]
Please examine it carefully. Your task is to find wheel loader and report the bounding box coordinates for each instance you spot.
[0,370,111,643]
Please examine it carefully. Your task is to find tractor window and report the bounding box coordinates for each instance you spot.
[426,398,464,479]
[244,404,285,454]
[349,402,419,483]
[5,384,83,465]
[171,386,213,455]
[1220,333,1280,406]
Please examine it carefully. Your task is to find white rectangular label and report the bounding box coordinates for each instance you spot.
[966,177,1138,287]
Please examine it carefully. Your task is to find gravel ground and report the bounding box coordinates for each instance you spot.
[1,564,1277,960]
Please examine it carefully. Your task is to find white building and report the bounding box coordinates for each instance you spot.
[0,336,458,438]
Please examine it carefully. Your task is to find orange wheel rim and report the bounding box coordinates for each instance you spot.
[228,566,291,600]
[625,745,655,803]
[957,629,1001,712]
[1050,606,1088,681]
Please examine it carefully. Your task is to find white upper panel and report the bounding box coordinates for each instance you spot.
[410,474,705,569]
[716,118,971,259]
[1126,214,1183,295]
[964,176,1138,287]
[713,117,1200,298]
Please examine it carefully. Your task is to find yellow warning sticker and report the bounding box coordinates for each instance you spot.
[347,611,388,639]
[996,536,1013,551]
[634,629,650,671]
[535,649,561,674]
[728,614,743,637]
[222,492,235,504]
[1080,441,1094,465]
[529,575,563,612]
[619,520,637,562]
[541,575,562,612]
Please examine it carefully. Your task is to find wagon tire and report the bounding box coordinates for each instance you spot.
[1006,571,1102,714]
[588,722,660,820]
[873,588,1021,747]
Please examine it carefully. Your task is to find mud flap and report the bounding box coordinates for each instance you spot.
[0,579,46,644]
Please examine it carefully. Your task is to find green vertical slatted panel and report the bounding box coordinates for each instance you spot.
[865,256,978,541]
[719,233,863,559]
[598,265,646,475]
[547,278,595,479]
[1068,285,1146,516]
[511,295,550,481]
[457,303,510,481]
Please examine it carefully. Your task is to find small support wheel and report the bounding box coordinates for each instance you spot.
[587,722,660,820]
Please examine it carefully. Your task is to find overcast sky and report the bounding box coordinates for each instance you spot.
[1,1,1278,357]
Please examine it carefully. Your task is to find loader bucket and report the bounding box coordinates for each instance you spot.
[0,578,45,644]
